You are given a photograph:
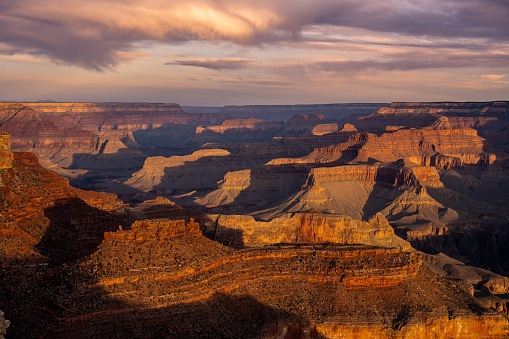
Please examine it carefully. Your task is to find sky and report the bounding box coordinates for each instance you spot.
[1,0,509,106]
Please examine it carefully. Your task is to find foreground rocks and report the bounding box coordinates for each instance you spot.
[6,224,508,338]
[0,310,9,339]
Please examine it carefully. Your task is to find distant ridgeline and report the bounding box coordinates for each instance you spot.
[0,132,12,169]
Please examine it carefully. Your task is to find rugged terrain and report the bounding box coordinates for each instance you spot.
[1,100,509,338]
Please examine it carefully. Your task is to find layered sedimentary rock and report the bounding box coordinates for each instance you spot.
[306,163,442,188]
[201,212,409,249]
[104,218,200,242]
[6,102,227,131]
[8,223,506,338]
[276,119,493,167]
[1,135,508,338]
[0,150,125,263]
[356,101,509,134]
[192,117,285,145]
[116,149,231,195]
[280,114,339,136]
[194,164,310,211]
[195,118,284,135]
[260,162,446,221]
[0,102,229,185]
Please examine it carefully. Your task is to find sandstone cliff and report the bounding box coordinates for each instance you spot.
[272,120,493,167]
[201,212,409,249]
[356,101,509,134]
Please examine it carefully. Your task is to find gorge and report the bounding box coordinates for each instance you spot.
[1,101,509,338]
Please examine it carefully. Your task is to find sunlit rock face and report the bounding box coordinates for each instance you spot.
[201,212,409,249]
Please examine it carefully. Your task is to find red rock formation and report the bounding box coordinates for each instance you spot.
[0,102,230,182]
[0,150,126,263]
[104,218,199,242]
[306,164,442,188]
[356,101,509,133]
[14,236,507,338]
[272,120,494,168]
[339,123,358,132]
[311,123,338,135]
[202,212,409,249]
[72,188,126,212]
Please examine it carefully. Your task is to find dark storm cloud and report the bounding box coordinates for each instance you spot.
[1,0,508,70]
[167,58,254,70]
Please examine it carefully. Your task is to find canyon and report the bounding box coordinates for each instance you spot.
[1,101,509,338]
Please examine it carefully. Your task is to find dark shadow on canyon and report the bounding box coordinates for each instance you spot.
[411,224,509,277]
[36,198,126,264]
[1,203,328,338]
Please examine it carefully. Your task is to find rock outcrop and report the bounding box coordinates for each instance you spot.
[202,212,409,249]
[114,149,231,196]
[104,218,200,242]
[0,133,12,169]
[311,123,339,135]
[0,310,9,339]
[196,118,284,134]
[9,234,507,338]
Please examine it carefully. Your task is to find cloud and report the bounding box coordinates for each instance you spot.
[312,52,509,75]
[0,0,508,69]
[167,58,253,70]
[480,74,505,80]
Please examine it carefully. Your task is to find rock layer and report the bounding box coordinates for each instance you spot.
[201,213,409,249]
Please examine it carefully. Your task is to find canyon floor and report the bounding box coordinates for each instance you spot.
[1,101,509,338]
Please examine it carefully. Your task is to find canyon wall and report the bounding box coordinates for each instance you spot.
[356,101,509,134]
[201,212,409,249]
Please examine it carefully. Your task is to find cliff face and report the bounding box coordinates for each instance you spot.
[281,120,491,167]
[121,149,231,193]
[201,212,409,249]
[13,102,227,131]
[306,164,442,188]
[0,102,230,185]
[0,150,126,263]
[356,101,509,134]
